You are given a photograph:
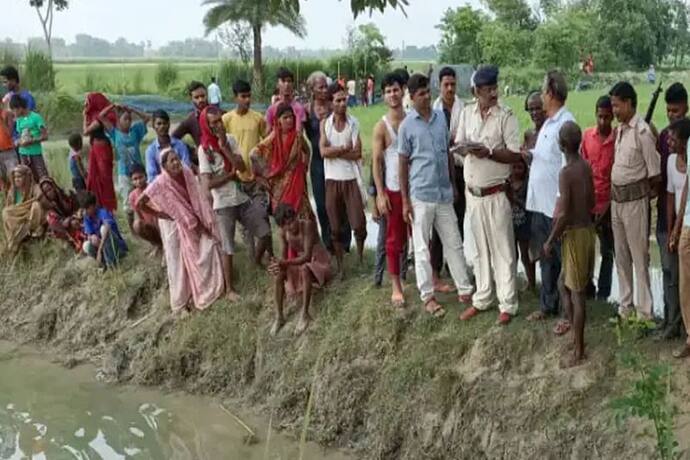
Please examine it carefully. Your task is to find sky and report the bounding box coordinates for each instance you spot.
[4,0,479,49]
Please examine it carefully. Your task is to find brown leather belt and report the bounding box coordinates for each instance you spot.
[467,183,507,198]
[611,178,650,203]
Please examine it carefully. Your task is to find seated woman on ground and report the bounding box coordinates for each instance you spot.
[39,176,84,252]
[78,191,128,269]
[2,165,45,253]
[127,164,162,256]
[268,203,332,336]
[136,148,225,316]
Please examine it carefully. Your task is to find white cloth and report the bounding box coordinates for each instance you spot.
[526,106,576,218]
[410,199,473,302]
[433,94,464,145]
[347,80,356,96]
[382,115,400,191]
[159,218,188,312]
[208,83,222,104]
[667,154,688,213]
[324,113,359,181]
[466,191,518,314]
[197,135,249,210]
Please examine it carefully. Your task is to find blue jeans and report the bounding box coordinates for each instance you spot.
[531,212,561,315]
[657,230,682,334]
[310,155,350,252]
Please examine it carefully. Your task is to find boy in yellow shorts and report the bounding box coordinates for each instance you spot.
[544,121,596,368]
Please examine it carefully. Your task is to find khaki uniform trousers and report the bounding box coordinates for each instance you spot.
[679,228,690,345]
[611,198,653,317]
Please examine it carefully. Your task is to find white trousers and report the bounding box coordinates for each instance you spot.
[411,199,473,302]
[466,191,518,314]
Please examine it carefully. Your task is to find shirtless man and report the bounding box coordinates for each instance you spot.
[543,121,596,368]
[372,72,407,307]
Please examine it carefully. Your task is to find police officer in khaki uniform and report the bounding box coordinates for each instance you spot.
[455,65,522,325]
[609,81,661,319]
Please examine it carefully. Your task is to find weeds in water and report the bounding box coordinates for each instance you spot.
[610,316,681,460]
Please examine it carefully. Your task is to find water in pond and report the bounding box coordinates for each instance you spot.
[0,343,350,460]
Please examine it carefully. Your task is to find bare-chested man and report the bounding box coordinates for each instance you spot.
[372,72,408,307]
[543,121,596,368]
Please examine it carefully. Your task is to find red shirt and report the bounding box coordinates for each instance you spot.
[581,126,615,215]
[129,187,158,227]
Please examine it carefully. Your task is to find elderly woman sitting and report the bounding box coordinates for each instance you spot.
[2,165,45,253]
[38,177,84,252]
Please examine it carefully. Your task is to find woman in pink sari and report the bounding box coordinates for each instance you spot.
[136,148,225,314]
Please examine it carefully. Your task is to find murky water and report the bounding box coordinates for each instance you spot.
[0,343,350,460]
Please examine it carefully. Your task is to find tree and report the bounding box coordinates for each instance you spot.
[533,9,595,70]
[218,22,252,66]
[29,0,68,56]
[270,0,408,16]
[344,23,393,78]
[477,22,530,66]
[203,0,306,94]
[481,0,537,29]
[436,6,487,65]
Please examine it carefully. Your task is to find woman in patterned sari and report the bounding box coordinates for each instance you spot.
[2,165,45,253]
[253,103,313,220]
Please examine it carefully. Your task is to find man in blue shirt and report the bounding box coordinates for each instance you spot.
[399,73,473,317]
[145,109,192,182]
[1,65,37,140]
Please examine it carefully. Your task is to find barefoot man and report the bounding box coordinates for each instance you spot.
[372,72,408,307]
[543,121,596,367]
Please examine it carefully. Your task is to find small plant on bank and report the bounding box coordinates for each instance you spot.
[23,49,55,92]
[610,315,681,460]
[155,62,179,94]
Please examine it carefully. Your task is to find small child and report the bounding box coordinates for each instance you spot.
[543,121,596,368]
[68,133,87,191]
[10,94,49,181]
[510,156,535,290]
[78,191,128,269]
[128,164,162,253]
[0,106,16,193]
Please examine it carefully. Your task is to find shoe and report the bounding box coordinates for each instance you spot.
[459,306,480,321]
[497,312,512,325]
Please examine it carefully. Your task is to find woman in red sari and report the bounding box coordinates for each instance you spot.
[253,103,313,220]
[83,92,117,211]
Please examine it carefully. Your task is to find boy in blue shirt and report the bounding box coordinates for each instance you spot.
[67,133,87,191]
[79,191,128,269]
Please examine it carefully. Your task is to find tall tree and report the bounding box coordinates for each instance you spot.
[29,0,68,56]
[203,0,306,92]
[436,6,487,65]
[482,0,537,29]
[271,0,409,16]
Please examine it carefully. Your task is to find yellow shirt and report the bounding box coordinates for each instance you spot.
[221,109,267,182]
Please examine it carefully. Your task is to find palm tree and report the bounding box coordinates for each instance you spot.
[203,0,306,93]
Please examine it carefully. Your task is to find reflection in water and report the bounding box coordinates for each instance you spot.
[0,343,349,460]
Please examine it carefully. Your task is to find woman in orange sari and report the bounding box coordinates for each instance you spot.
[253,103,313,220]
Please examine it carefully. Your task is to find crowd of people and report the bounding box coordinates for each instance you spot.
[1,62,690,366]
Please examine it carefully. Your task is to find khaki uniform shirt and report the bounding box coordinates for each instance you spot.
[455,101,520,188]
[611,113,660,186]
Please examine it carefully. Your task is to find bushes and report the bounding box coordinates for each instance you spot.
[155,62,179,94]
[23,49,55,92]
[35,92,82,137]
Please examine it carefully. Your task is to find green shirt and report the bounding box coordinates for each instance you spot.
[15,111,46,156]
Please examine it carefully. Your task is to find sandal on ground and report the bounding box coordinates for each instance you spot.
[673,345,690,359]
[424,298,446,318]
[459,306,481,321]
[526,311,547,322]
[458,293,473,304]
[553,319,571,336]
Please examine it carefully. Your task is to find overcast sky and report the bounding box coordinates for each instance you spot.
[4,0,480,49]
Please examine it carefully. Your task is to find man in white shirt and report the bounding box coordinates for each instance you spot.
[320,83,367,277]
[208,77,222,108]
[526,70,576,328]
[346,78,357,107]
